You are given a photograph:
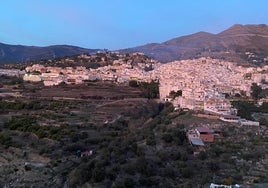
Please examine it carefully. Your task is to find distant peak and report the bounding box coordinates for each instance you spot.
[229,23,268,29]
[218,23,268,36]
[219,24,246,34]
[230,23,243,28]
[185,31,215,39]
[194,31,214,35]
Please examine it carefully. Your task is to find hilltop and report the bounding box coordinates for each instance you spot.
[0,43,99,64]
[123,24,268,65]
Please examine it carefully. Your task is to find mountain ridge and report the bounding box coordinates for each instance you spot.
[122,24,268,65]
[0,43,100,63]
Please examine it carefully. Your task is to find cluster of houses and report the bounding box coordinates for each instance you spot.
[156,58,268,113]
[23,65,89,86]
[22,57,158,86]
[153,57,268,125]
[0,68,25,77]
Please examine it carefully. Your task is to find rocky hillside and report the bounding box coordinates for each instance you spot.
[0,43,99,64]
[123,24,268,65]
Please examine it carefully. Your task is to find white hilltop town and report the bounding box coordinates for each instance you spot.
[3,54,268,123]
[153,58,265,111]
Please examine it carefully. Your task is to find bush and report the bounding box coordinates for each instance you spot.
[129,80,138,87]
[0,132,13,148]
[140,80,159,99]
[251,83,262,100]
[169,90,182,99]
[92,167,105,182]
[146,137,156,146]
[223,178,233,185]
[123,163,136,175]
[4,116,71,141]
[181,167,193,178]
[198,151,207,160]
[24,165,31,171]
[231,101,258,120]
[124,177,135,188]
[162,133,173,143]
[173,129,187,145]
[139,177,155,187]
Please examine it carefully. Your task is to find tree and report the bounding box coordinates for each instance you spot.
[181,167,193,178]
[198,151,207,160]
[250,83,262,100]
[169,90,182,99]
[92,167,105,182]
[231,101,258,120]
[129,80,138,87]
[162,133,173,143]
[140,80,159,99]
[240,90,247,97]
[176,90,182,96]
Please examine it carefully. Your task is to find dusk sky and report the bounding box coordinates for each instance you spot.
[1,0,267,50]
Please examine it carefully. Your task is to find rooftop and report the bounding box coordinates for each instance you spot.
[190,137,205,146]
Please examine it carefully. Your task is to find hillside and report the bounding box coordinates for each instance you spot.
[123,24,268,65]
[0,43,99,64]
[0,79,268,187]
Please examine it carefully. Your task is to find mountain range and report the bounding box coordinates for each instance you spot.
[1,24,268,65]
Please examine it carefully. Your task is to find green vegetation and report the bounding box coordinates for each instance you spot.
[169,90,182,99]
[0,132,14,148]
[140,80,159,99]
[251,83,263,100]
[0,100,43,111]
[0,75,23,85]
[4,116,72,140]
[232,101,268,121]
[129,80,159,98]
[128,80,139,87]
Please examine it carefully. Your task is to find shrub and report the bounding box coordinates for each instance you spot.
[146,137,156,146]
[0,132,13,148]
[223,178,233,185]
[162,133,173,143]
[124,177,135,188]
[24,165,31,171]
[198,151,207,160]
[92,167,105,182]
[129,80,138,87]
[181,167,193,178]
[123,163,136,175]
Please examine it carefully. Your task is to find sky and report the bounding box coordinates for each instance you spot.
[0,0,267,50]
